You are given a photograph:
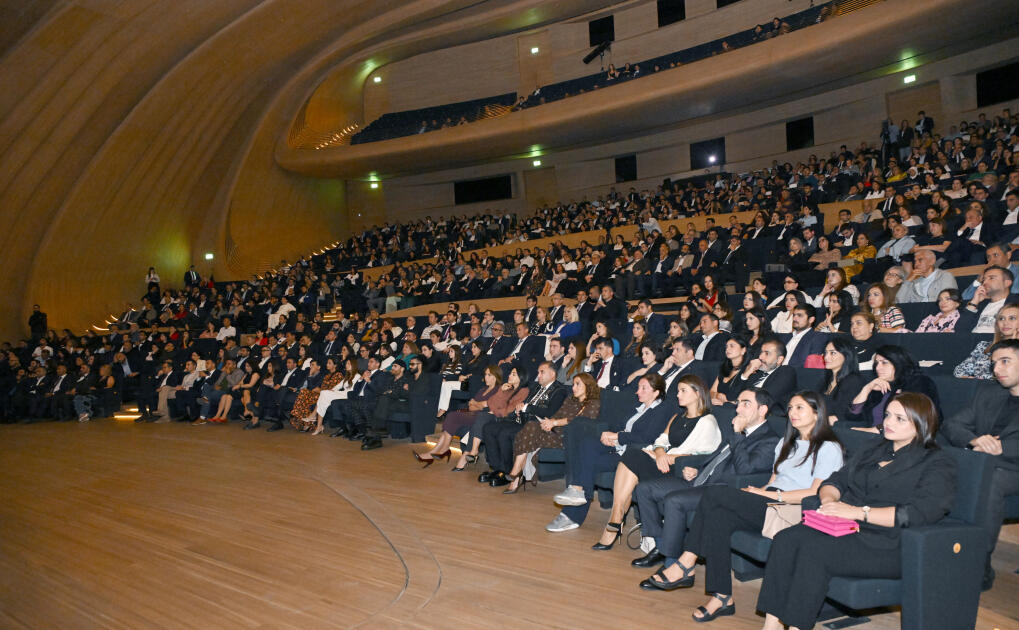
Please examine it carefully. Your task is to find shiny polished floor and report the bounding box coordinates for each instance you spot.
[1,419,1017,630]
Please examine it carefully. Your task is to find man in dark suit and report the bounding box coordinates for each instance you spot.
[631,388,781,568]
[650,244,676,298]
[334,356,392,440]
[659,337,710,399]
[499,322,546,380]
[636,299,668,338]
[945,204,998,268]
[575,289,595,335]
[615,248,653,299]
[481,362,569,486]
[484,322,514,365]
[523,295,539,325]
[736,338,797,414]
[548,293,566,326]
[184,265,200,288]
[361,360,411,449]
[692,314,729,363]
[941,339,1019,590]
[37,363,71,420]
[716,234,749,290]
[784,305,829,368]
[264,357,305,432]
[587,339,627,390]
[774,212,802,254]
[593,285,627,329]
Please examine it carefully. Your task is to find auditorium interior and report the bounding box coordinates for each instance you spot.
[2,0,1019,627]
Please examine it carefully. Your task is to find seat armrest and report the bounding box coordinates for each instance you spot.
[899,524,985,630]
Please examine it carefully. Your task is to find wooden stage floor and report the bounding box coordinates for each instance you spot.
[1,420,1017,630]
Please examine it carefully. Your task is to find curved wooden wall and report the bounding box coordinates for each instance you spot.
[0,0,1015,343]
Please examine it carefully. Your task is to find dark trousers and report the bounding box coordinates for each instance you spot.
[562,429,620,526]
[563,417,608,485]
[50,393,73,419]
[27,394,49,418]
[757,524,901,629]
[684,485,770,595]
[482,420,525,473]
[370,393,408,434]
[987,467,1019,557]
[136,385,158,416]
[634,476,711,557]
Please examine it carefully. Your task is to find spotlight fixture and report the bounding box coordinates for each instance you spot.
[903,74,916,84]
[373,76,382,83]
[532,159,542,167]
[530,47,540,55]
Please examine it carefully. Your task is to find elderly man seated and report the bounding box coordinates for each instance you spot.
[897,249,958,303]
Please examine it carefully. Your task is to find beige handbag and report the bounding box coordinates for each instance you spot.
[761,503,803,539]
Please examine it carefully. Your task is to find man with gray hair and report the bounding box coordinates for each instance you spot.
[897,249,958,303]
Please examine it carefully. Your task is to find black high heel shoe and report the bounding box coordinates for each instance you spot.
[502,473,526,494]
[432,450,451,462]
[592,522,622,551]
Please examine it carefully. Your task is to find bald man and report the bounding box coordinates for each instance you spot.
[897,249,958,303]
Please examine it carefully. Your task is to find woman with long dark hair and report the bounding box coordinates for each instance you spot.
[815,290,855,333]
[758,393,954,630]
[710,336,749,405]
[821,337,866,423]
[640,391,843,623]
[845,345,940,430]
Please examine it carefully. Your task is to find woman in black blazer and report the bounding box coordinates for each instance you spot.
[843,344,941,430]
[757,392,956,630]
[821,336,867,423]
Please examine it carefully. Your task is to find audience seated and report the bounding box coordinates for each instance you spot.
[546,374,671,532]
[501,372,601,493]
[591,375,721,550]
[4,104,1018,629]
[759,393,953,629]
[639,391,843,623]
[630,387,780,569]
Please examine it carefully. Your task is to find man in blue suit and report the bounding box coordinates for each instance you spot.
[783,305,829,368]
[636,299,668,337]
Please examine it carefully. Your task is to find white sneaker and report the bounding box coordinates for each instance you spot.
[553,486,587,506]
[546,512,580,532]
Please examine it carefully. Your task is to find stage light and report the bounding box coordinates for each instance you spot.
[532,159,542,167]
[708,155,716,164]
[370,182,379,189]
[373,76,382,83]
[204,252,214,260]
[903,74,916,84]
[531,47,540,55]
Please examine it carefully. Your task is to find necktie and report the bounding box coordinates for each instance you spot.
[693,444,732,486]
[754,371,769,387]
[596,362,606,381]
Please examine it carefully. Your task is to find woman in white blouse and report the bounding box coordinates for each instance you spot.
[770,292,803,334]
[808,268,860,309]
[308,358,362,435]
[592,375,721,549]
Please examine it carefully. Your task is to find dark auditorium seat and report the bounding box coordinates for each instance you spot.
[731,447,992,629]
[388,372,441,442]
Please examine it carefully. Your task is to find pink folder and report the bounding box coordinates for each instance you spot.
[803,510,860,537]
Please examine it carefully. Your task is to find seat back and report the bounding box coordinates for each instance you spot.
[943,446,996,527]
